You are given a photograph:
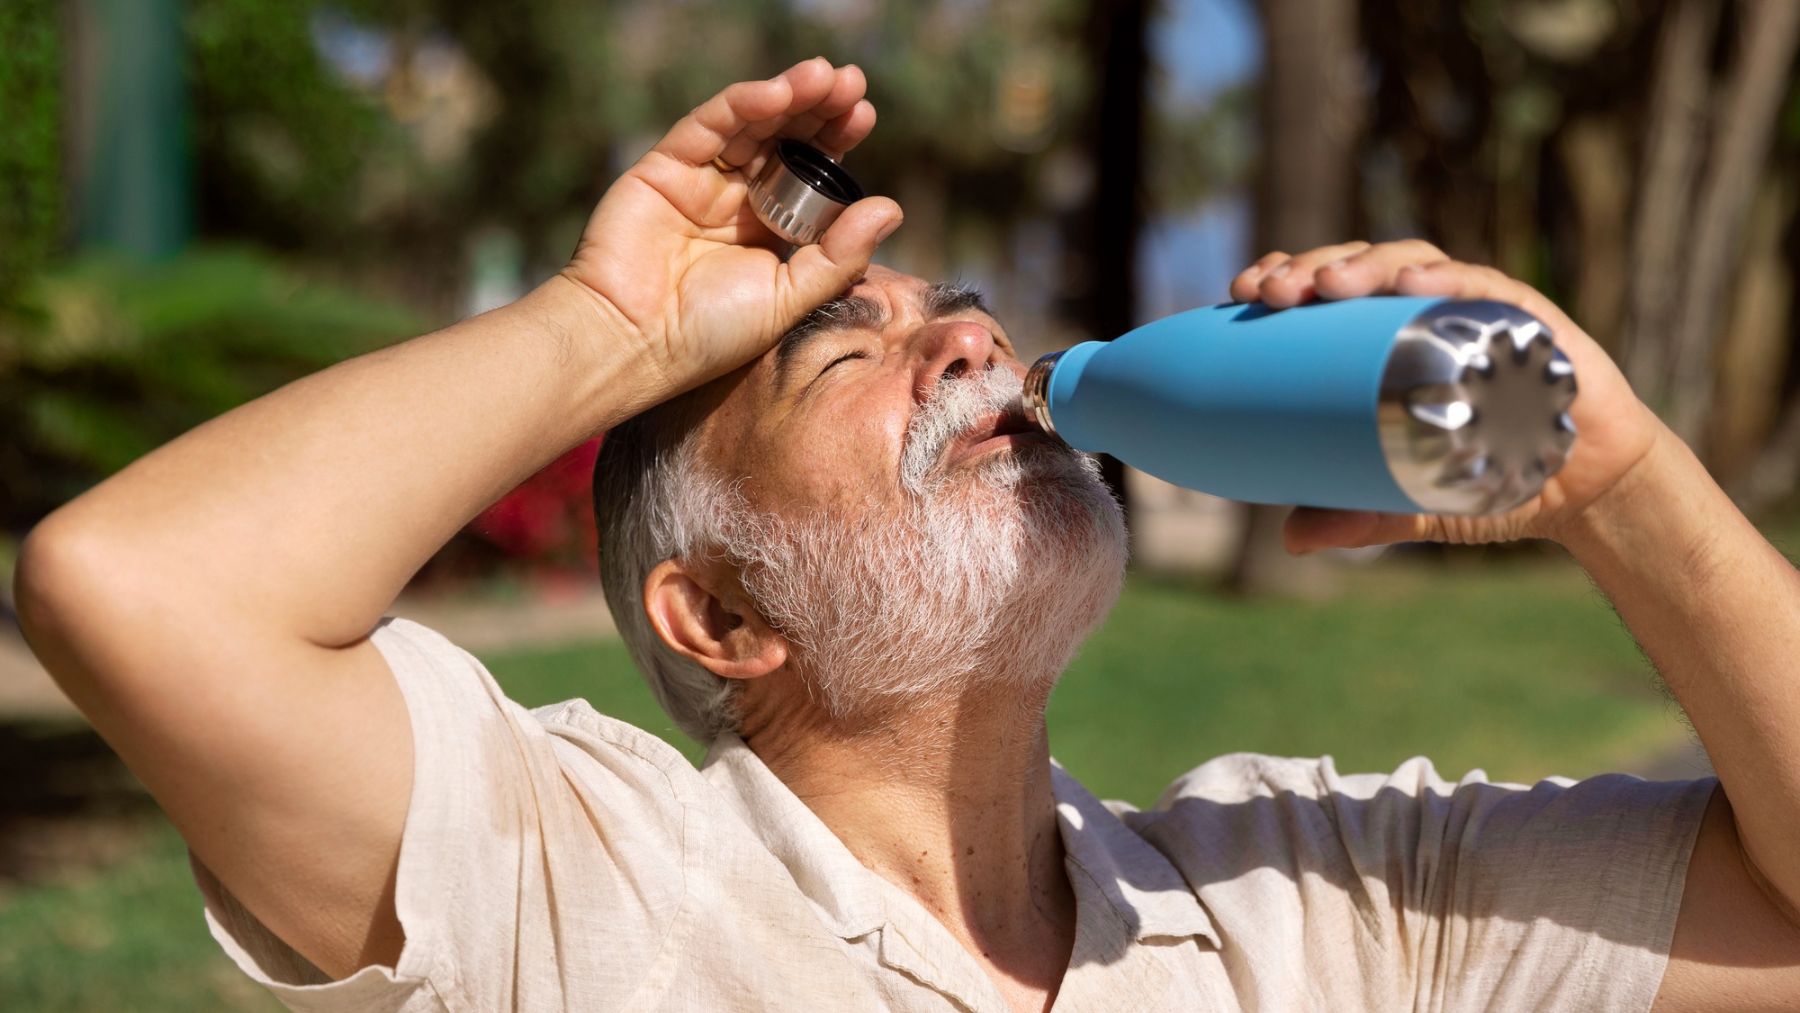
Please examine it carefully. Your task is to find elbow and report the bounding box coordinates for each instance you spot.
[13,516,124,687]
[15,516,76,638]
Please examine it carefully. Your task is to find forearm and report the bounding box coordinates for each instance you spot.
[28,276,655,649]
[1561,423,1800,908]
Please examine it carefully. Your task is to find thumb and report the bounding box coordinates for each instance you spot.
[780,196,903,309]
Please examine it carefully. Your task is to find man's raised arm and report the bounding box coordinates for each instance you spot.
[10,59,898,978]
[1555,425,1800,1008]
[1233,240,1800,1007]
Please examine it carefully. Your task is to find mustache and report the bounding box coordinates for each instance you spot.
[900,367,1027,492]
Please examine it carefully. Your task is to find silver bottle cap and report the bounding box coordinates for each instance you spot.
[1378,299,1578,515]
[748,139,866,250]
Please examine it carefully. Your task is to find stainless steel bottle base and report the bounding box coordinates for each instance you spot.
[1379,300,1578,515]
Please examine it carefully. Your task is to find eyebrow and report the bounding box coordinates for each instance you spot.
[920,280,992,320]
[772,281,997,391]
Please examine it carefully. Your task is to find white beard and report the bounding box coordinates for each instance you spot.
[717,368,1128,721]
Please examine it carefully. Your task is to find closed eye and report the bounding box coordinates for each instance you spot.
[818,350,868,378]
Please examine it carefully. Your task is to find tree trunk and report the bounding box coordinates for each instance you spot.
[1743,386,1800,514]
[1229,0,1362,596]
[1716,178,1796,497]
[894,162,948,281]
[1664,0,1800,444]
[1063,0,1151,519]
[1620,0,1720,406]
[1558,117,1633,352]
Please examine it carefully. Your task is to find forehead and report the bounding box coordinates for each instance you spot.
[771,272,994,383]
[795,266,947,336]
[686,266,996,470]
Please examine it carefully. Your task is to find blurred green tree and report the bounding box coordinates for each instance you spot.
[0,0,63,309]
[0,250,418,531]
[186,0,385,252]
[9,0,1272,573]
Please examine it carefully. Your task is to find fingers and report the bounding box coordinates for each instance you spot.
[813,100,877,160]
[729,64,868,170]
[1230,239,1452,307]
[1228,240,1586,359]
[654,58,875,177]
[1283,502,1543,553]
[654,77,794,167]
[1253,241,1372,307]
[1313,239,1450,301]
[780,195,904,312]
[1283,508,1427,555]
[1229,251,1289,303]
[720,60,863,172]
[1391,260,1580,338]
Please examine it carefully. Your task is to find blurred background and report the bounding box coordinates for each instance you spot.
[1,0,1796,1007]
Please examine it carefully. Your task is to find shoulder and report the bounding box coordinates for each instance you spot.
[197,618,724,1008]
[371,615,712,817]
[532,695,713,806]
[1121,752,1718,1011]
[1134,750,1708,845]
[1130,750,1715,907]
[1123,751,1575,894]
[1146,751,1477,810]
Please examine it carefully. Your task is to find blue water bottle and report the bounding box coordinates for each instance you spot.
[1019,298,1579,515]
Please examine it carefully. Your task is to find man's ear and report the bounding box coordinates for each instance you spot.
[642,559,787,680]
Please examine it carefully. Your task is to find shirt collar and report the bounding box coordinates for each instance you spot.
[699,733,1219,951]
[1051,762,1222,948]
[700,732,888,939]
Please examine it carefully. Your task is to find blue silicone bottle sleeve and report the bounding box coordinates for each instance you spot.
[1044,297,1447,513]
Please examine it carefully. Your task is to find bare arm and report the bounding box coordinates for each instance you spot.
[13,59,898,978]
[1229,240,1800,1007]
[14,281,620,975]
[1559,431,1800,1008]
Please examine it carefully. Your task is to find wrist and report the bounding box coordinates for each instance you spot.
[529,271,680,419]
[1556,423,1733,585]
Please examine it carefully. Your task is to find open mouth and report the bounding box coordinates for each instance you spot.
[946,405,1045,465]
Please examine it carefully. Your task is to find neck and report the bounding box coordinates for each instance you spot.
[742,671,1075,987]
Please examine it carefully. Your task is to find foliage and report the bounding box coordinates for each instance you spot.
[1149,81,1255,211]
[0,0,63,308]
[0,249,419,530]
[164,0,1117,294]
[185,0,387,248]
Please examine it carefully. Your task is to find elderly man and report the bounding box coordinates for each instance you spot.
[14,61,1800,1011]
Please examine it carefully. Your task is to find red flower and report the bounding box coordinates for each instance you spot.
[470,437,602,569]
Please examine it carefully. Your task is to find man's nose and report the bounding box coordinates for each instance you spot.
[912,320,1001,399]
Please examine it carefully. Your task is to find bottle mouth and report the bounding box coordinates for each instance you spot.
[1021,351,1064,436]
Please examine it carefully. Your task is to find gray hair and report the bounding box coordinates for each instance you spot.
[592,397,741,742]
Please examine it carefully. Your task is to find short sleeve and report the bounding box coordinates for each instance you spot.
[1134,753,1716,1011]
[191,616,696,1012]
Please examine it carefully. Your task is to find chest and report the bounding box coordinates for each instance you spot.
[668,898,1232,1013]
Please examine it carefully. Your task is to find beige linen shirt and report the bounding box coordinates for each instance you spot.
[194,617,1715,1012]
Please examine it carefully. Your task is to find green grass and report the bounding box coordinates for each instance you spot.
[0,821,281,1012]
[0,560,1693,1011]
[494,560,1684,802]
[1050,562,1680,803]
